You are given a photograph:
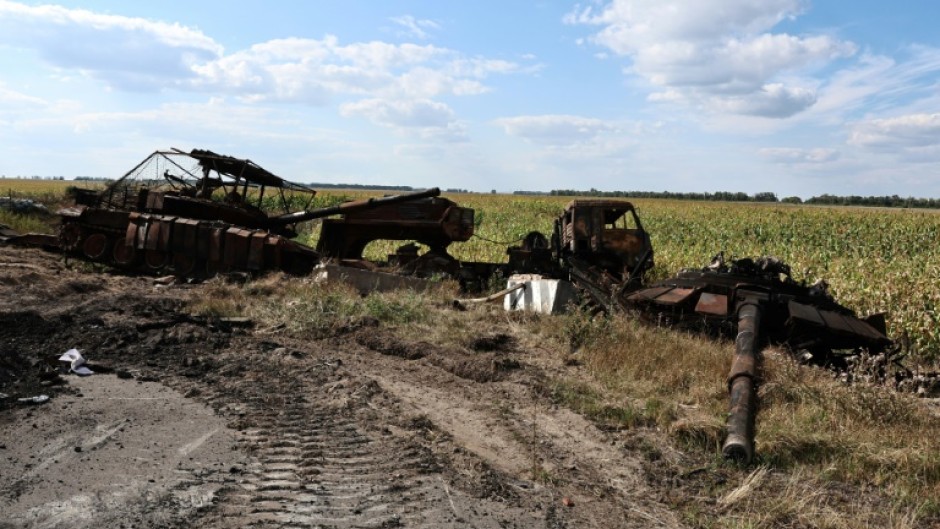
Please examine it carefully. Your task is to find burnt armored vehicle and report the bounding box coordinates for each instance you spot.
[56,148,439,276]
[497,199,654,301]
[316,194,475,277]
[622,253,892,464]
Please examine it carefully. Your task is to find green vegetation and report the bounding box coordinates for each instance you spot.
[190,274,441,338]
[0,209,49,234]
[4,179,939,361]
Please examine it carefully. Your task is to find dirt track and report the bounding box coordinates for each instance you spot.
[1,246,687,528]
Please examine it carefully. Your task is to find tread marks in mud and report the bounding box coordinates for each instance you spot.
[190,359,515,529]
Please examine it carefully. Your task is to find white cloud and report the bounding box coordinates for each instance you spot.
[849,113,940,147]
[0,2,528,107]
[759,147,839,163]
[0,0,221,89]
[0,83,47,108]
[566,0,855,118]
[848,113,940,162]
[340,98,467,141]
[808,48,940,122]
[711,83,817,118]
[494,115,617,145]
[390,15,441,40]
[187,37,534,106]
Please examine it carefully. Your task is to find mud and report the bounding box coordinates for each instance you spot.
[1,246,686,528]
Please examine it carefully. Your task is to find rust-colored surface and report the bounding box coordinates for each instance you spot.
[27,149,442,278]
[695,292,728,316]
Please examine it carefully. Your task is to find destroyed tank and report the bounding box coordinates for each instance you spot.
[56,148,440,277]
[315,193,475,277]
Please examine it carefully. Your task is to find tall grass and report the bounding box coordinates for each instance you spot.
[189,274,442,338]
[538,309,940,526]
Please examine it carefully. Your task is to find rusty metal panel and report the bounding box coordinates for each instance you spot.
[265,235,283,269]
[81,208,130,230]
[654,287,698,306]
[573,210,590,240]
[125,214,140,247]
[158,217,175,251]
[628,285,674,301]
[695,292,728,317]
[170,220,187,253]
[223,228,250,269]
[136,214,151,250]
[822,310,886,341]
[819,310,854,335]
[208,227,223,262]
[196,224,213,260]
[789,301,888,343]
[145,191,165,210]
[172,218,199,254]
[845,316,886,341]
[143,218,159,251]
[154,217,166,251]
[247,231,266,270]
[787,301,826,327]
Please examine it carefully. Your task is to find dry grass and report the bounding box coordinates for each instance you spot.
[0,209,52,234]
[185,273,940,527]
[536,310,940,527]
[189,273,458,338]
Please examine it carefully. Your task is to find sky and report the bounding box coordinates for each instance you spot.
[1,1,939,198]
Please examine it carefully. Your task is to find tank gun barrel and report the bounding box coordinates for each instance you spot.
[270,187,441,227]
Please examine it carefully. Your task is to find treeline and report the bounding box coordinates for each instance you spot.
[74,176,114,182]
[1,175,68,180]
[307,182,414,192]
[803,194,940,209]
[514,189,940,209]
[540,189,780,202]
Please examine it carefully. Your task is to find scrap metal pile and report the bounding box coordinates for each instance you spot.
[2,148,916,465]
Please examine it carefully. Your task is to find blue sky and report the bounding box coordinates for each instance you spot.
[1,1,939,198]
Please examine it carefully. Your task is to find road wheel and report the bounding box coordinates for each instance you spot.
[144,249,169,271]
[113,242,137,266]
[172,253,196,277]
[82,233,110,260]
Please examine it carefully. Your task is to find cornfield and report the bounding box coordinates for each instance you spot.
[3,179,938,362]
[437,194,940,363]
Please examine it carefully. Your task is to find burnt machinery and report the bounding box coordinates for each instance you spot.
[3,150,899,466]
[315,194,475,277]
[52,148,439,276]
[622,254,892,464]
[499,199,655,300]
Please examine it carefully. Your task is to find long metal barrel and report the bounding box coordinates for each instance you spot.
[270,187,441,227]
[722,300,762,464]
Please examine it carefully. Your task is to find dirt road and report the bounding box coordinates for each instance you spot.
[1,246,684,528]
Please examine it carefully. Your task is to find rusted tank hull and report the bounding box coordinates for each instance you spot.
[622,255,893,464]
[60,208,319,276]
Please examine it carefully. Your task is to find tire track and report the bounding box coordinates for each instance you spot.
[180,351,537,529]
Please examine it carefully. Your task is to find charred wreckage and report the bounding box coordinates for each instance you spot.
[0,148,913,464]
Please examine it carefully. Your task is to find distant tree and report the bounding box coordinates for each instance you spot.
[753,192,778,202]
[781,196,803,204]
